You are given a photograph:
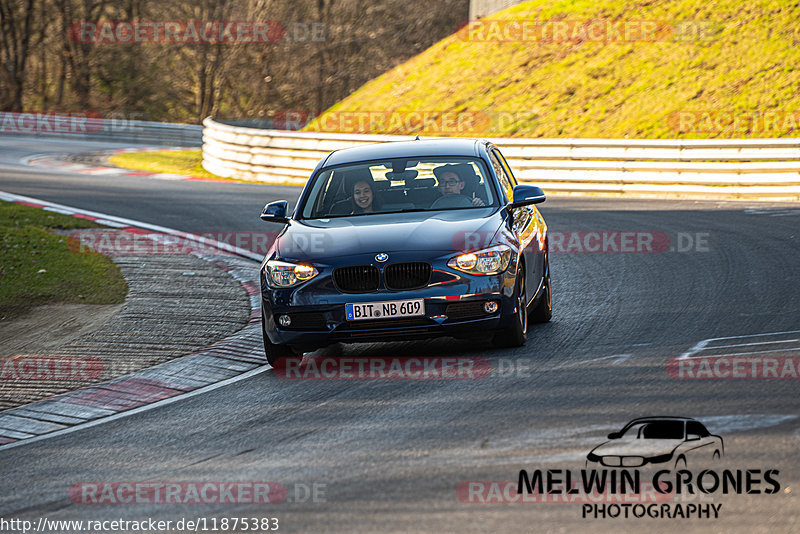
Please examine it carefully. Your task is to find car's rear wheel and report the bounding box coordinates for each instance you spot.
[529,255,552,323]
[261,308,298,366]
[492,268,527,348]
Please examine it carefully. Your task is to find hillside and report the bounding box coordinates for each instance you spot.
[305,0,800,138]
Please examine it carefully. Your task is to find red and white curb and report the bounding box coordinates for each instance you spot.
[22,147,232,184]
[0,191,268,450]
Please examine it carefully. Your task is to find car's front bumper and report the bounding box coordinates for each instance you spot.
[261,265,519,350]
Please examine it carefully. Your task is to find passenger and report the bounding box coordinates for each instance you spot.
[347,173,383,214]
[432,165,486,207]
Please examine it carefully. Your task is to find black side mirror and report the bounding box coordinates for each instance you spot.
[510,185,546,207]
[607,432,622,440]
[260,200,290,224]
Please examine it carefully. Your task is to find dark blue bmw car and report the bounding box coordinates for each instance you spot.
[259,138,551,364]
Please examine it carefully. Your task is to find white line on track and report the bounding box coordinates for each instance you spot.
[0,190,263,261]
[554,353,633,369]
[704,338,800,350]
[0,365,269,452]
[678,329,800,359]
[0,190,270,452]
[680,347,800,360]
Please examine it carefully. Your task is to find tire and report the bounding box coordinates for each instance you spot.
[529,255,552,323]
[492,268,527,348]
[261,308,298,366]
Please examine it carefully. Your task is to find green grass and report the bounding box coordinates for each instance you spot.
[0,202,128,320]
[109,150,234,181]
[305,0,800,138]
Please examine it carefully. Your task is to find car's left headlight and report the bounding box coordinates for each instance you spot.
[646,452,674,464]
[265,259,319,288]
[448,244,512,276]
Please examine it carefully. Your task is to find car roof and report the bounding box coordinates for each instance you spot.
[623,416,698,425]
[323,138,486,167]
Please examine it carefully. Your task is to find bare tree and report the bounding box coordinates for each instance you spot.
[0,0,38,110]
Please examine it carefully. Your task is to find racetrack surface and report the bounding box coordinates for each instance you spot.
[1,136,798,532]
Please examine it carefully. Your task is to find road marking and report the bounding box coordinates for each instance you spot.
[554,354,633,369]
[0,365,270,452]
[679,329,800,359]
[706,338,799,350]
[0,190,263,261]
[682,347,800,359]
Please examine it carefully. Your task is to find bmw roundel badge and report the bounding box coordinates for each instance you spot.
[375,253,389,262]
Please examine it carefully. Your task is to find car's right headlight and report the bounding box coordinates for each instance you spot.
[265,260,319,288]
[447,244,512,275]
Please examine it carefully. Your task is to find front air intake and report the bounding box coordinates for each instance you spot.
[333,265,380,293]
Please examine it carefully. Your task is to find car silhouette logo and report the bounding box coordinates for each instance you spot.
[586,416,724,470]
[375,253,389,262]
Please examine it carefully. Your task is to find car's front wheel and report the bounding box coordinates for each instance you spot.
[492,268,527,348]
[261,308,298,366]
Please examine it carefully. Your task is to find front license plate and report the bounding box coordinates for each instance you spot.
[345,299,425,321]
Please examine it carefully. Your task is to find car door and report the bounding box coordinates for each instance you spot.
[489,147,545,304]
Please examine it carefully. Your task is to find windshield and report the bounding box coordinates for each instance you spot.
[300,157,498,219]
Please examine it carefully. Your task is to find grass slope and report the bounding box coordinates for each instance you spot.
[306,0,800,138]
[0,202,128,319]
[109,150,226,181]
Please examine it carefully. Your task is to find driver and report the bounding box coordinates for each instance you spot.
[433,165,485,207]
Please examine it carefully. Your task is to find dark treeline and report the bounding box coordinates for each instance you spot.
[0,0,467,122]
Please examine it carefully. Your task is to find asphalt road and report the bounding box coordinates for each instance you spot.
[1,136,799,533]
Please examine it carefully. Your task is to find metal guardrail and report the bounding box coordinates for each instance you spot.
[200,117,800,199]
[0,112,202,146]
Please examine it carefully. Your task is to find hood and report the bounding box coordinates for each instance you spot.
[276,209,504,262]
[590,438,682,457]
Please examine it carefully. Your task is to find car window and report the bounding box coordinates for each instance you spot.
[489,149,514,202]
[300,157,498,219]
[641,421,685,439]
[686,421,710,437]
[494,148,518,184]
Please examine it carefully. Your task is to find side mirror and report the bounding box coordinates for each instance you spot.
[510,185,546,207]
[260,200,290,224]
[607,432,622,440]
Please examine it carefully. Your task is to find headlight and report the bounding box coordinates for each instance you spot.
[448,244,512,275]
[646,453,674,464]
[265,260,319,288]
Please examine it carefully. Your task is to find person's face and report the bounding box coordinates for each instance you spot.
[437,171,464,195]
[353,181,374,210]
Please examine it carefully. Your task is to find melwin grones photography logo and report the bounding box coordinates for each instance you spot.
[513,416,781,519]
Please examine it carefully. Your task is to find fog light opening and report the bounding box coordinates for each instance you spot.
[278,315,292,327]
[484,301,499,314]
